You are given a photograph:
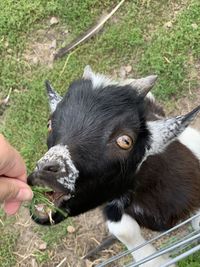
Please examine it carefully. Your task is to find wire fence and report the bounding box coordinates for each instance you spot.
[97,212,200,267]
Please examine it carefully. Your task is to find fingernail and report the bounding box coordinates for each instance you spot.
[17,188,33,201]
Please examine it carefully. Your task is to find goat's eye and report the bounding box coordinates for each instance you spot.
[116,135,133,150]
[47,120,52,132]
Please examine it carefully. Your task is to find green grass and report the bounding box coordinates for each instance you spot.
[0,230,18,267]
[0,0,200,266]
[138,0,200,99]
[36,219,72,247]
[30,186,68,221]
[34,250,50,264]
[0,210,18,267]
[178,252,200,267]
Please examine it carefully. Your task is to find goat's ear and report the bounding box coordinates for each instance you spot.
[45,80,62,113]
[145,105,200,157]
[128,75,157,97]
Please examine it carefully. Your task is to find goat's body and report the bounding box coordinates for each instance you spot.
[126,135,200,231]
[107,96,200,266]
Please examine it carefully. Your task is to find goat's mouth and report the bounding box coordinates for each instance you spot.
[28,172,72,225]
[30,186,71,225]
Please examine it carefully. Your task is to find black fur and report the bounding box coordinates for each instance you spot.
[28,77,200,233]
[47,80,150,216]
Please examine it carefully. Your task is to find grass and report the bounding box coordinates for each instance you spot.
[30,186,68,222]
[0,210,18,267]
[33,220,72,264]
[138,0,200,98]
[0,0,200,265]
[178,252,200,267]
[0,230,18,267]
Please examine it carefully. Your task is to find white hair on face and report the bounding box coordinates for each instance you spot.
[37,145,79,191]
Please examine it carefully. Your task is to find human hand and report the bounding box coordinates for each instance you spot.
[0,134,33,214]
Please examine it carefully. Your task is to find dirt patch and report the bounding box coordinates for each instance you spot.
[24,17,70,68]
[13,207,121,267]
[13,205,194,267]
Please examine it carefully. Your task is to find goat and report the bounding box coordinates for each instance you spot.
[28,66,200,266]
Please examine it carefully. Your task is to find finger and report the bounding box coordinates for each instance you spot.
[3,201,21,215]
[0,134,27,181]
[0,178,33,203]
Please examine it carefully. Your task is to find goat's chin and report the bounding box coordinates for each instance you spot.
[31,211,67,225]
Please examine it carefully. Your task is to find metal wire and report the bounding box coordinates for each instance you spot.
[125,244,200,267]
[97,213,200,267]
[169,229,199,255]
[124,232,200,267]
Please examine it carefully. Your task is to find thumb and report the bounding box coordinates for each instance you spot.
[0,177,33,202]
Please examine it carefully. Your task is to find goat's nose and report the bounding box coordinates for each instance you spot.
[37,161,61,173]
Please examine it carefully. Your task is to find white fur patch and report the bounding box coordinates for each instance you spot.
[37,144,79,191]
[83,65,117,89]
[147,118,181,156]
[178,127,200,160]
[107,214,170,267]
[138,116,200,171]
[48,92,62,113]
[146,92,156,102]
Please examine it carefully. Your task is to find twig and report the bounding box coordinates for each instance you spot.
[0,218,4,226]
[56,257,67,267]
[54,0,125,60]
[91,237,101,246]
[0,88,12,105]
[58,49,78,80]
[4,88,12,104]
[83,235,117,259]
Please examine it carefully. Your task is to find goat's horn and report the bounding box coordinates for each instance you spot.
[146,105,200,157]
[45,80,62,113]
[83,66,157,95]
[130,75,158,97]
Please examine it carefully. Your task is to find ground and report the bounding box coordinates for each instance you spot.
[0,0,200,266]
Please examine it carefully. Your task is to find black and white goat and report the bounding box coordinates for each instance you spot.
[28,66,200,266]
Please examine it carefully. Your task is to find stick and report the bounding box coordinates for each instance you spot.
[83,235,117,259]
[56,257,67,267]
[54,0,125,60]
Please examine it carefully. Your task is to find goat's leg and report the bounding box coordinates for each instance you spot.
[191,210,200,231]
[107,213,174,267]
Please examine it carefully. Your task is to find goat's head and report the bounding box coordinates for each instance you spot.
[28,66,200,225]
